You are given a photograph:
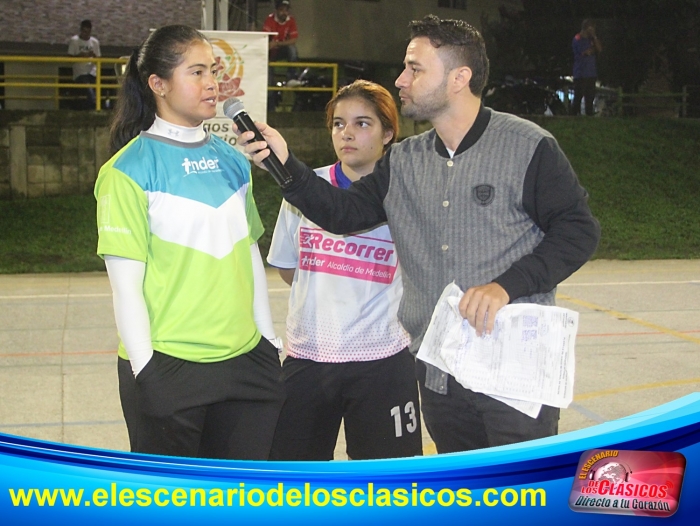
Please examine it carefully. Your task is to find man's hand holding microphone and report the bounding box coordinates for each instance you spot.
[224,98,292,188]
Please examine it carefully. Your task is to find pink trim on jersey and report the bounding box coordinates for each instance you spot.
[329,162,340,187]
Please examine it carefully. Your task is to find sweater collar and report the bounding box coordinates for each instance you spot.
[434,104,491,158]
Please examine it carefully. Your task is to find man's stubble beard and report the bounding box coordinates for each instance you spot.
[400,74,450,122]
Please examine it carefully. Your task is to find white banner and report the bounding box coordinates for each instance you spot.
[200,31,269,149]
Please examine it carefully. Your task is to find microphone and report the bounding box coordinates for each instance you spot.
[223,97,293,188]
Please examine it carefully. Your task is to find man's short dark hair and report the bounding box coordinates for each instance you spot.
[80,20,92,29]
[275,0,290,8]
[408,14,489,96]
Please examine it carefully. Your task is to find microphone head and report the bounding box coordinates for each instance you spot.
[223,97,245,119]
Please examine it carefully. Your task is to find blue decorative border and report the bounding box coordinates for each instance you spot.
[2,394,699,524]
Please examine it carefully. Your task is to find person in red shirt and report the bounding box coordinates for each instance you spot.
[262,0,298,63]
[262,0,299,109]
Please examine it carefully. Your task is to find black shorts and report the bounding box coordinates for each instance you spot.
[118,337,285,460]
[270,348,422,461]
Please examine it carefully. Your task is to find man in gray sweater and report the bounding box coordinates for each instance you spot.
[241,15,600,454]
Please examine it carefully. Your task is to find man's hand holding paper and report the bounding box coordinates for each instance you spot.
[459,282,510,336]
[417,283,579,418]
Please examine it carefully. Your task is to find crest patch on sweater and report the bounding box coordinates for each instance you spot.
[473,184,495,206]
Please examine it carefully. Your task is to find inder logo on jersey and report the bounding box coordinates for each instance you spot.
[298,227,398,284]
[181,156,222,177]
[569,449,686,518]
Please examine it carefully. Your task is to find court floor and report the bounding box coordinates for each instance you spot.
[1,259,699,459]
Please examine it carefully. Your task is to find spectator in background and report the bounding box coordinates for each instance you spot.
[68,20,101,110]
[263,0,300,110]
[262,0,299,64]
[571,19,602,116]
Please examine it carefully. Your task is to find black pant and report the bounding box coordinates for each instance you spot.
[74,74,96,110]
[270,349,422,461]
[118,338,285,459]
[572,77,597,116]
[416,359,559,454]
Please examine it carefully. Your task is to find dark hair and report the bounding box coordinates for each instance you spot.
[80,20,92,29]
[109,25,208,154]
[408,14,489,96]
[325,80,399,152]
[581,19,595,31]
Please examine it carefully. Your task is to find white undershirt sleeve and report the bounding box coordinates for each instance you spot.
[104,255,153,376]
[250,243,280,347]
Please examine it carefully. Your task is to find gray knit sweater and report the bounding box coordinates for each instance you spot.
[385,111,558,351]
[282,106,600,355]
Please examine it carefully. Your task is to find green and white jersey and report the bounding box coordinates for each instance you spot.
[95,132,264,363]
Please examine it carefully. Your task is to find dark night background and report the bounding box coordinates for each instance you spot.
[482,0,700,93]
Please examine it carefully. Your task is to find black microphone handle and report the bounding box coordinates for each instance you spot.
[232,112,294,188]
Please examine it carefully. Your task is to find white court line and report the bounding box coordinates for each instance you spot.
[0,293,112,300]
[560,280,700,287]
[1,290,291,299]
[3,279,697,300]
[2,281,698,299]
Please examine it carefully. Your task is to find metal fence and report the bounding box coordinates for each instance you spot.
[615,86,699,118]
[0,55,126,111]
[0,56,337,112]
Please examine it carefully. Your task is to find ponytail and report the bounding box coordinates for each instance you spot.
[109,48,156,154]
[108,25,208,155]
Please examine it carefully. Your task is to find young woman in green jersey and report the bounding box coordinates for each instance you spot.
[96,25,284,459]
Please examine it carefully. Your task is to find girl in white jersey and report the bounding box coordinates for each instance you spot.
[267,80,422,460]
[95,25,284,459]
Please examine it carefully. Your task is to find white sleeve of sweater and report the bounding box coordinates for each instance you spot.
[250,243,279,345]
[104,255,153,376]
